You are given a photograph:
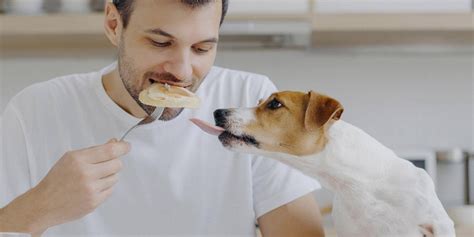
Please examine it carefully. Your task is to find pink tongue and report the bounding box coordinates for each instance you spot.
[190,118,225,136]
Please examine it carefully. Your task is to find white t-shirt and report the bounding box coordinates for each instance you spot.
[1,63,320,236]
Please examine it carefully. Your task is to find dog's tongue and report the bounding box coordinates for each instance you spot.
[190,118,225,136]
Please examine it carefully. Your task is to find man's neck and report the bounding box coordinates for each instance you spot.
[102,69,147,119]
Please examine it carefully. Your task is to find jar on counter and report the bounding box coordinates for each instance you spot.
[436,148,470,206]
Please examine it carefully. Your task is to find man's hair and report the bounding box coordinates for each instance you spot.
[112,0,229,28]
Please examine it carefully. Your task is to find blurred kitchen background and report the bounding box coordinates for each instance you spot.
[1,0,473,235]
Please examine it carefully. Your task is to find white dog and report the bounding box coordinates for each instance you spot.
[191,90,455,237]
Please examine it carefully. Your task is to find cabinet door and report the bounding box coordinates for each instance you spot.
[228,0,309,14]
[315,0,472,13]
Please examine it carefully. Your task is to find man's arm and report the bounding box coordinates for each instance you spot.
[0,139,129,235]
[0,187,47,236]
[257,192,325,237]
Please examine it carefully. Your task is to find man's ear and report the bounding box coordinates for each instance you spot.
[104,2,123,47]
[304,91,344,131]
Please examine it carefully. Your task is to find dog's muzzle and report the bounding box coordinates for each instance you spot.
[213,109,259,148]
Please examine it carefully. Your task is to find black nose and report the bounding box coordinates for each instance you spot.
[214,109,231,127]
[214,109,230,119]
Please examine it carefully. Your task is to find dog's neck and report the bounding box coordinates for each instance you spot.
[261,120,398,192]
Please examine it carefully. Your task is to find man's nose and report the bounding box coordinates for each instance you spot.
[163,50,193,82]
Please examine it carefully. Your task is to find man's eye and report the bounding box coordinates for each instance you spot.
[267,99,283,110]
[193,46,212,54]
[151,40,171,47]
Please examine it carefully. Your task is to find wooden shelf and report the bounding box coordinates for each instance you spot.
[0,13,314,37]
[310,13,474,46]
[1,13,104,36]
[312,13,474,31]
[1,12,471,35]
[1,12,472,50]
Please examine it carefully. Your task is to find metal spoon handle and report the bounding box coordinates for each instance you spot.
[119,107,165,141]
[119,124,140,141]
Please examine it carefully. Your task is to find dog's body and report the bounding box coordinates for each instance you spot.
[192,90,455,237]
[248,120,454,237]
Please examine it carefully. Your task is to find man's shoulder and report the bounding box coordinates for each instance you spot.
[6,71,98,110]
[45,71,98,89]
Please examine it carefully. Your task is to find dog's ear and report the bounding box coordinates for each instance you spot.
[304,91,344,131]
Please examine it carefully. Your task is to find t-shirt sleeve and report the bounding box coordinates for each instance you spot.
[1,103,33,207]
[250,76,321,218]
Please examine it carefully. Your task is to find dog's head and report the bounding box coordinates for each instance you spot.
[213,91,343,156]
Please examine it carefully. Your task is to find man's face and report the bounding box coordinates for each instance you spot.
[117,0,221,120]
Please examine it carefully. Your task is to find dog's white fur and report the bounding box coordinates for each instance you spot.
[224,113,455,237]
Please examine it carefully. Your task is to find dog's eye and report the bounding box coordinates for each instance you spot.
[267,99,283,110]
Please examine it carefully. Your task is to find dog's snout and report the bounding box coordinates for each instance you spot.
[214,109,231,127]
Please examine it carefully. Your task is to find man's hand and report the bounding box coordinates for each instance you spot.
[0,139,130,234]
[257,193,325,237]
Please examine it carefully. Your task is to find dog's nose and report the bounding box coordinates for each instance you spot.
[214,109,231,127]
[214,109,231,120]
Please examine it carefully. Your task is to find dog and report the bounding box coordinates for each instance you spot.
[191,90,455,237]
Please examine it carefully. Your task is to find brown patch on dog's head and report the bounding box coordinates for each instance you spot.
[238,91,343,156]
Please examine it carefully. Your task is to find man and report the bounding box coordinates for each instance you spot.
[0,1,325,236]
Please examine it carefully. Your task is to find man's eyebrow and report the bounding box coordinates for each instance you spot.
[145,28,218,43]
[145,28,175,38]
[199,38,218,44]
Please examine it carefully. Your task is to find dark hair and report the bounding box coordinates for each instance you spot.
[112,0,229,28]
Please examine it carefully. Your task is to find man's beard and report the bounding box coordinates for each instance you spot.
[117,44,185,120]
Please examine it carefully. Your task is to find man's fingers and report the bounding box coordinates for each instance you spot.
[96,173,119,192]
[98,186,115,204]
[81,140,130,164]
[92,158,123,178]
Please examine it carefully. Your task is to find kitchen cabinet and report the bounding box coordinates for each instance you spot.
[0,0,472,50]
